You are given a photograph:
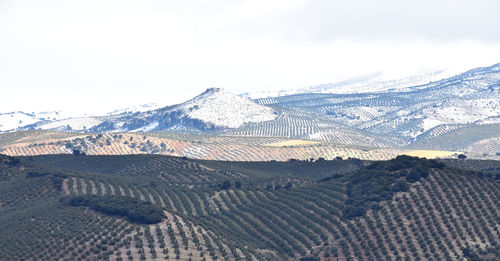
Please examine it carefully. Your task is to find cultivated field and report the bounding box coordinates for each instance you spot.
[1,131,481,161]
[1,154,498,260]
[263,139,322,147]
[402,150,460,159]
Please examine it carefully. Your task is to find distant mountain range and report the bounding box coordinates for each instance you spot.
[244,69,453,98]
[13,88,277,133]
[1,63,499,155]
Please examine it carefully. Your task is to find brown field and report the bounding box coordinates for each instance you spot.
[402,150,460,159]
[1,131,489,161]
[0,131,411,161]
[263,139,322,147]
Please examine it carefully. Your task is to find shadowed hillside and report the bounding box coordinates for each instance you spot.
[1,153,498,260]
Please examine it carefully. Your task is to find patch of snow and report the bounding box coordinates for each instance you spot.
[0,111,68,132]
[423,99,500,125]
[421,118,444,133]
[245,69,454,98]
[107,103,161,115]
[179,88,277,128]
[0,112,40,132]
[37,117,102,131]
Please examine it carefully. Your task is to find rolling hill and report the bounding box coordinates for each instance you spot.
[252,62,500,147]
[0,153,498,260]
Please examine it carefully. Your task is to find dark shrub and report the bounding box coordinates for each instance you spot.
[65,195,165,224]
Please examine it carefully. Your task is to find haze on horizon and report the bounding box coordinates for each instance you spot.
[1,0,500,115]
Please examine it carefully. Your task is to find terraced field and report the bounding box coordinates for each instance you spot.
[1,153,498,260]
[408,124,500,157]
[226,109,393,147]
[248,64,500,151]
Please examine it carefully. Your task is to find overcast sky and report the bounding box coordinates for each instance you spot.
[1,0,500,114]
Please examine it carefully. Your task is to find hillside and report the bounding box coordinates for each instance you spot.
[21,88,277,133]
[1,130,462,161]
[245,70,451,98]
[0,111,68,132]
[253,63,500,148]
[0,153,498,260]
[2,63,499,154]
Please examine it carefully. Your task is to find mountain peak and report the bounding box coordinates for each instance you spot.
[179,88,277,128]
[203,87,223,93]
[197,87,224,97]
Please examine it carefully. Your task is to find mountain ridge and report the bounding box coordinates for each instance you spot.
[1,63,499,155]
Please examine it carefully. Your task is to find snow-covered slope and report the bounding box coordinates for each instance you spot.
[0,104,163,133]
[0,111,68,132]
[106,103,161,115]
[253,62,500,146]
[36,117,104,131]
[22,88,277,133]
[246,70,453,98]
[178,88,276,128]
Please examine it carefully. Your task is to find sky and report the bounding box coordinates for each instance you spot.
[1,0,500,115]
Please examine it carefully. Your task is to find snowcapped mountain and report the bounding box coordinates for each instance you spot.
[20,88,277,133]
[253,62,500,147]
[177,88,276,128]
[245,69,454,98]
[96,87,277,132]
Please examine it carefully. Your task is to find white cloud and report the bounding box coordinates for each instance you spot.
[0,0,499,114]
